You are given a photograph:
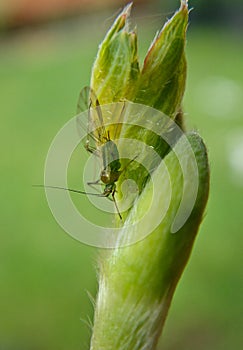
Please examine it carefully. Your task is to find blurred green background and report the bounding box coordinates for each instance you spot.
[1,0,243,349]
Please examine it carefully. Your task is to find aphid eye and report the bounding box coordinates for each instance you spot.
[102,173,109,180]
[101,170,110,184]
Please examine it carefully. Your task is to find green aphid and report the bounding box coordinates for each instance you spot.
[76,86,132,220]
[38,87,133,220]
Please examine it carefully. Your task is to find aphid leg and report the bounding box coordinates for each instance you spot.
[87,179,101,185]
[121,155,138,175]
[112,189,122,220]
[104,129,111,142]
[85,144,96,154]
[87,179,103,193]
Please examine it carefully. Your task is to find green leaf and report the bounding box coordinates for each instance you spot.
[91,3,139,104]
[134,0,188,116]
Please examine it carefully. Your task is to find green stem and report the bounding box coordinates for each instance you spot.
[90,133,209,350]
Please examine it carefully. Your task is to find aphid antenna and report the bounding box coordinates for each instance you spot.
[32,184,107,197]
[33,184,123,220]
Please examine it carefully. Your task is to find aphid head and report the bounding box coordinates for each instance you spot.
[101,169,110,184]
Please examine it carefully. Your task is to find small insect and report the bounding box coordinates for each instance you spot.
[37,87,133,220]
[76,86,130,220]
